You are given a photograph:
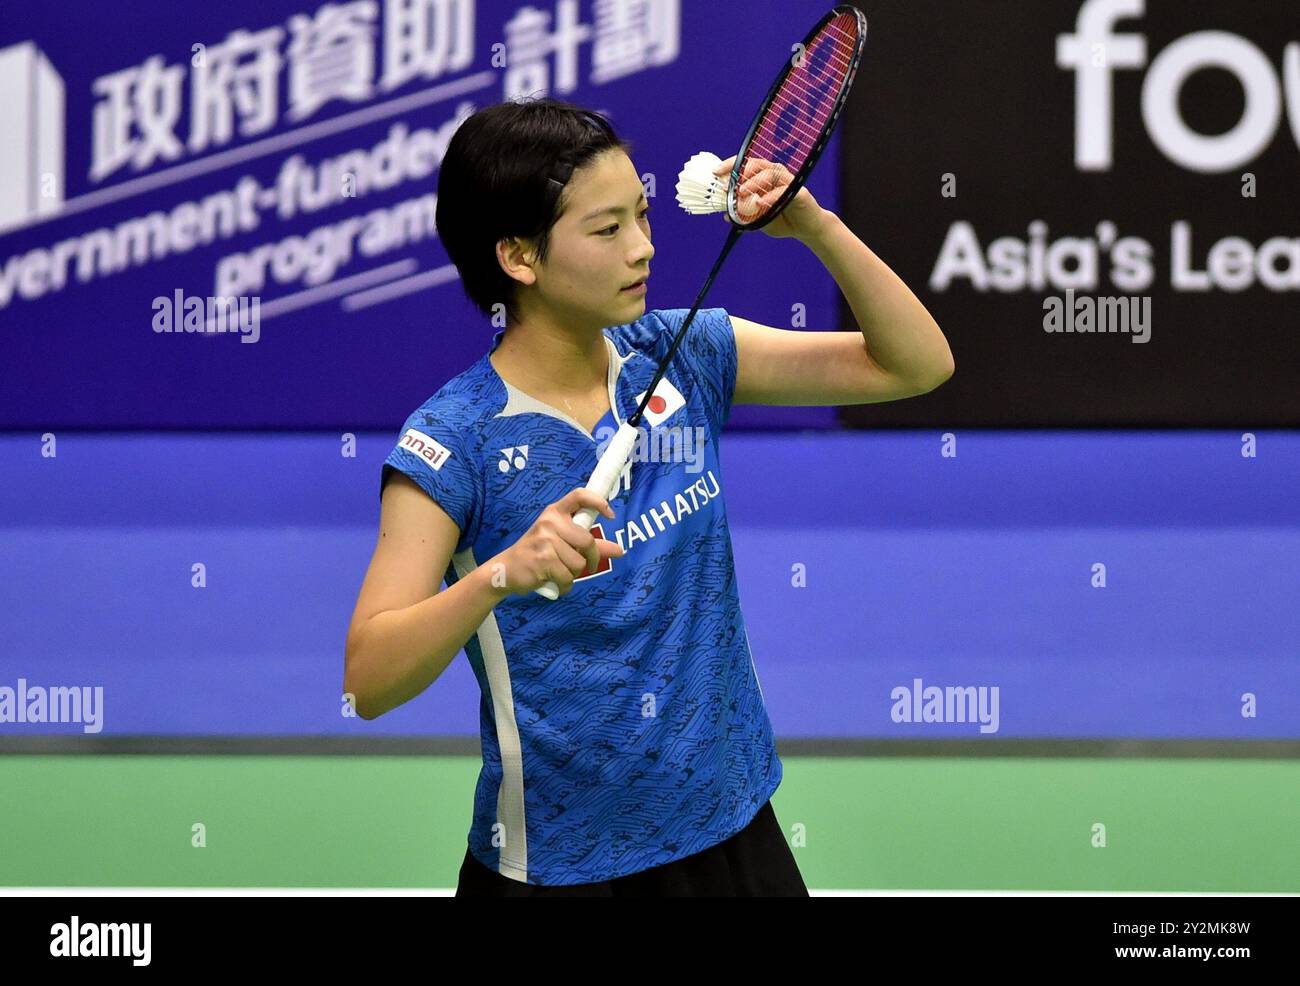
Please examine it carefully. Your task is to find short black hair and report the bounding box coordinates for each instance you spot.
[436,98,634,323]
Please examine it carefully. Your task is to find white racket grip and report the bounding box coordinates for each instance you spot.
[535,420,639,600]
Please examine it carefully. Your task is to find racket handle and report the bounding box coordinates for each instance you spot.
[535,420,639,600]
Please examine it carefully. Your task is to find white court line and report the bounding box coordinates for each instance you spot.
[2,888,1294,897]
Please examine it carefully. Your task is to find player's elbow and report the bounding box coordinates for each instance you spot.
[343,645,379,721]
[351,692,384,721]
[918,355,955,393]
[343,675,376,721]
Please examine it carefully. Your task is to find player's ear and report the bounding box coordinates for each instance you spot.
[496,236,539,287]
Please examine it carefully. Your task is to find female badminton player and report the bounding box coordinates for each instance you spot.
[343,98,954,897]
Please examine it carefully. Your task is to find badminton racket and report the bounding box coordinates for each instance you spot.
[537,3,869,600]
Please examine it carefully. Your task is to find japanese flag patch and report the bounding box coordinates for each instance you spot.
[634,376,685,428]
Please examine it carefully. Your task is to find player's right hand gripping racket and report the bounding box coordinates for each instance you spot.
[536,4,868,600]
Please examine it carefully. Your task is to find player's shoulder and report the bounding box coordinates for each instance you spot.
[608,307,732,361]
[394,359,498,453]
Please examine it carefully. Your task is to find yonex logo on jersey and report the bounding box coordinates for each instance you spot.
[498,445,529,473]
[399,428,452,471]
[634,376,685,427]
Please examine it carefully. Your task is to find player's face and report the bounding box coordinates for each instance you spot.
[532,148,654,328]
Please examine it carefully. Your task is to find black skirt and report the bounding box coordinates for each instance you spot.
[455,799,810,897]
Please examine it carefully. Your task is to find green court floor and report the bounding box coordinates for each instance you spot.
[3,756,1296,892]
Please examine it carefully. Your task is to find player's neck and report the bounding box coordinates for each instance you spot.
[491,315,609,398]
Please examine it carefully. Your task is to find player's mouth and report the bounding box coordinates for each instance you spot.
[620,275,649,295]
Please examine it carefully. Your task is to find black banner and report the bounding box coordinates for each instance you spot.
[838,0,1300,426]
[0,897,1292,970]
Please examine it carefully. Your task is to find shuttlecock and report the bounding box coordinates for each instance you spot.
[675,151,730,215]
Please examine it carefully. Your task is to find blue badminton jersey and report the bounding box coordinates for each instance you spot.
[380,307,782,886]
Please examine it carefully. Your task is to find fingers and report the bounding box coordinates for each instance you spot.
[523,488,625,595]
[734,169,792,220]
[715,156,769,180]
[550,538,589,582]
[558,487,615,521]
[549,487,622,572]
[736,191,775,221]
[715,155,793,190]
[738,164,790,201]
[715,154,777,180]
[550,512,603,561]
[713,155,793,221]
[572,531,625,577]
[540,526,624,596]
[541,557,574,596]
[574,528,601,575]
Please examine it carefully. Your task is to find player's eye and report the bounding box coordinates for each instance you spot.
[597,206,650,237]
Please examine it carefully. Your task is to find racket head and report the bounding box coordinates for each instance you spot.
[726,4,868,231]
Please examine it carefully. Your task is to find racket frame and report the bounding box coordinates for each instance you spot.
[726,4,868,233]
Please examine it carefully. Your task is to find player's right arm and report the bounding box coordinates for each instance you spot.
[343,476,624,720]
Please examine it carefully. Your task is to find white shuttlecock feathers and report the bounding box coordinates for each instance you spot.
[675,151,730,215]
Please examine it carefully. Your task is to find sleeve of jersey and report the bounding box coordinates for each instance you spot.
[657,307,738,434]
[380,409,481,553]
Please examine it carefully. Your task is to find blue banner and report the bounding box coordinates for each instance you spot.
[0,0,841,428]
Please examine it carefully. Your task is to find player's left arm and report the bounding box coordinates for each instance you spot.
[723,164,955,407]
[732,317,949,406]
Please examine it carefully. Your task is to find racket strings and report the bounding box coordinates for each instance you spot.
[754,22,857,145]
[735,12,862,222]
[755,22,857,145]
[750,28,856,160]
